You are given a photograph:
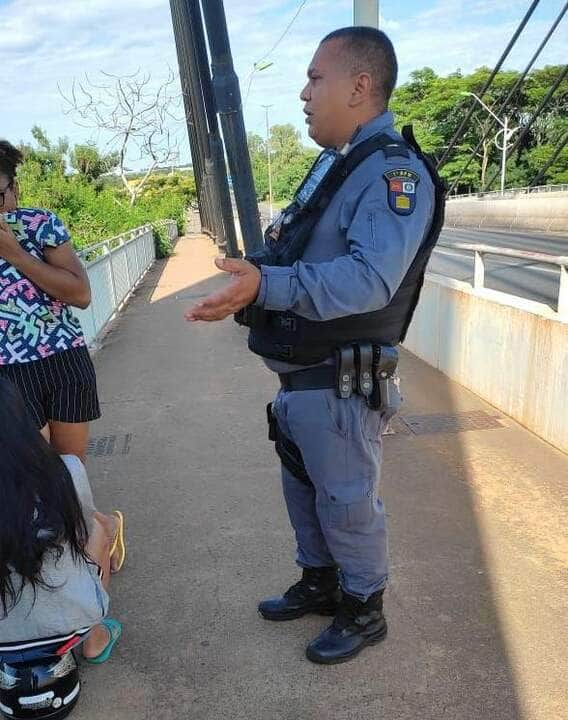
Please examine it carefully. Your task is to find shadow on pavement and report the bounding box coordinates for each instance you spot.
[78,233,566,720]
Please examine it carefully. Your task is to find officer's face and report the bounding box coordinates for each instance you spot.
[300,39,358,149]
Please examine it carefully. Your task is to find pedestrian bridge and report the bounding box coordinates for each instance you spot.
[75,225,567,720]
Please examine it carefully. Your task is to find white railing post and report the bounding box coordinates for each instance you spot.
[124,235,133,287]
[145,226,153,270]
[133,229,141,277]
[473,251,485,289]
[89,300,97,343]
[104,242,118,310]
[558,263,568,319]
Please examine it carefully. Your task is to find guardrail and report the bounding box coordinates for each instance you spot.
[435,240,568,318]
[75,220,178,345]
[447,184,568,200]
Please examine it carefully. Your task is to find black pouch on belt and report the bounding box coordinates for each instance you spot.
[266,402,312,485]
[368,345,399,411]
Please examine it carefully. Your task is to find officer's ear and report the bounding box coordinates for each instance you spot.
[349,72,373,108]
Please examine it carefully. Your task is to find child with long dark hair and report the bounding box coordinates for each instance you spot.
[0,378,122,663]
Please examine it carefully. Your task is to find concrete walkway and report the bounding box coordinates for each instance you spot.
[80,232,567,720]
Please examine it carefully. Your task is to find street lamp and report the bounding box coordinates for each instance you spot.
[244,60,275,221]
[460,91,519,194]
[261,104,274,219]
[253,60,274,72]
[244,59,274,107]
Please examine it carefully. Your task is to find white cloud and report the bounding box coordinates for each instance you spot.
[470,0,527,16]
[1,0,565,167]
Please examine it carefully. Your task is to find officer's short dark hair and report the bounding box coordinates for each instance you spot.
[322,27,398,105]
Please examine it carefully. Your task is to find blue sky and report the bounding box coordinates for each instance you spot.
[0,0,565,168]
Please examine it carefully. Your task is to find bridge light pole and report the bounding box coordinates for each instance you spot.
[460,91,519,195]
[354,0,379,27]
[261,104,274,220]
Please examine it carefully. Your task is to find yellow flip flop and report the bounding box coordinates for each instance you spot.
[109,511,126,574]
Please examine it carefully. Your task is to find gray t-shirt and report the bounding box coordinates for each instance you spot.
[0,455,109,643]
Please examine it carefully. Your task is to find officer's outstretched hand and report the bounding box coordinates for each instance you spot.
[185,257,261,322]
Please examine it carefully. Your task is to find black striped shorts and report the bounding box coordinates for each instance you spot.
[0,346,101,428]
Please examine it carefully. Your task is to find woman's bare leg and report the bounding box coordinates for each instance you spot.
[83,512,117,659]
[49,422,124,569]
[48,420,89,463]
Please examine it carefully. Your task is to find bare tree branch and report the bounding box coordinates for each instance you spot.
[60,69,182,205]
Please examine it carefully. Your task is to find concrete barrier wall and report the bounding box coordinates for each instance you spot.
[403,274,568,453]
[445,191,568,232]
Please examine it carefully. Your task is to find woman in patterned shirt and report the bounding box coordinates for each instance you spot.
[0,140,101,464]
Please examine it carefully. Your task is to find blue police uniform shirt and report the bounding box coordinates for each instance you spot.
[254,111,435,373]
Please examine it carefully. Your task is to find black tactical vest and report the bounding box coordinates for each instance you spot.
[236,126,445,365]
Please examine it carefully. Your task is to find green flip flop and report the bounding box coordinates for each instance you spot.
[84,618,122,664]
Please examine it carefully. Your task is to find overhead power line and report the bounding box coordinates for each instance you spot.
[437,0,542,169]
[447,1,568,195]
[260,0,310,62]
[244,0,310,107]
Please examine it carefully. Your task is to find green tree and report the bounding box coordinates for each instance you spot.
[15,127,192,250]
[272,151,317,201]
[247,132,269,199]
[70,144,119,182]
[523,143,568,185]
[269,125,318,201]
[391,64,567,193]
[247,126,318,202]
[269,124,303,164]
[19,125,69,177]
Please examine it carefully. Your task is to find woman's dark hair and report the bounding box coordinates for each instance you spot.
[0,378,89,616]
[0,140,23,185]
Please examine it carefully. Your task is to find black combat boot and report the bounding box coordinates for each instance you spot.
[305,589,387,664]
[258,567,341,621]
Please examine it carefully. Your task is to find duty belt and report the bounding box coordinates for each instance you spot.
[278,343,398,412]
[278,365,336,392]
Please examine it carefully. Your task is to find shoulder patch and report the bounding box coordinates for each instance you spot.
[383,168,420,215]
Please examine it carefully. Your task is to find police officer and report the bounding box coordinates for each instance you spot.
[187,27,443,664]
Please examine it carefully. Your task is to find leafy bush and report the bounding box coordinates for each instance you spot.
[18,167,192,250]
[152,222,173,259]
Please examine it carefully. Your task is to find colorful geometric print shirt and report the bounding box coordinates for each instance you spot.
[0,208,86,365]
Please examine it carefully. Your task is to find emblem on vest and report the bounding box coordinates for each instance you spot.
[383,169,420,216]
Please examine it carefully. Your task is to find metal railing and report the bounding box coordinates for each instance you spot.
[447,184,568,200]
[75,220,178,345]
[434,240,568,318]
[158,218,179,242]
